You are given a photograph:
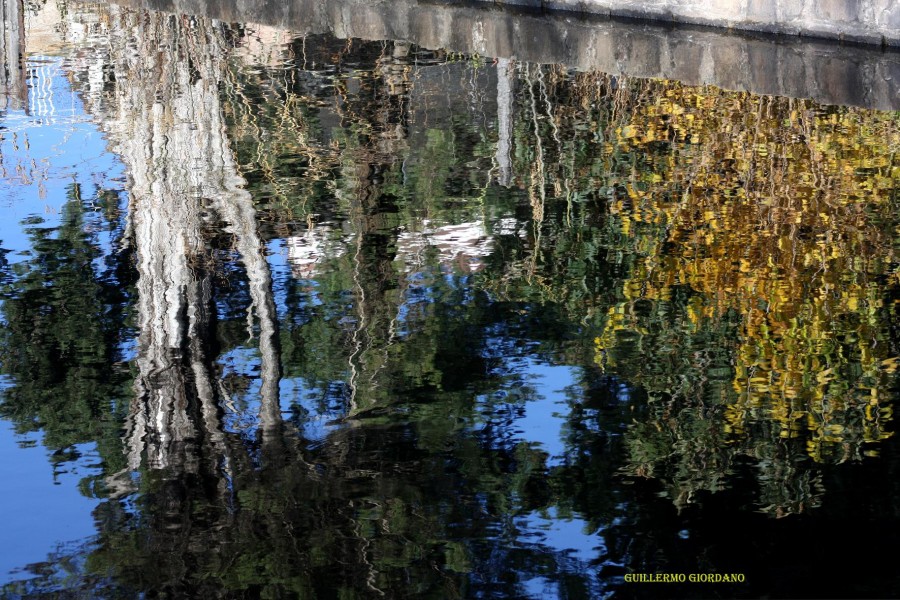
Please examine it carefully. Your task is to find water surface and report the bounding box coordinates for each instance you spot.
[1,1,900,598]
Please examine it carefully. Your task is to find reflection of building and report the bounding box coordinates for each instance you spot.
[286,227,351,279]
[285,218,508,279]
[397,220,494,274]
[2,0,109,116]
[232,23,294,67]
[19,0,114,121]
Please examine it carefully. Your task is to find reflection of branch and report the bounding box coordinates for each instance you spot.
[213,184,282,438]
[525,64,545,280]
[352,502,386,597]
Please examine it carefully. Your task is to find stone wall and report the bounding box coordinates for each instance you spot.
[99,0,900,110]
[411,3,900,109]
[459,0,900,46]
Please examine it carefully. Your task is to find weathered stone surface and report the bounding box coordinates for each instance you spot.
[747,0,778,23]
[881,2,900,29]
[746,43,780,94]
[709,40,750,92]
[662,37,705,83]
[815,0,860,22]
[774,45,814,100]
[816,56,868,107]
[98,0,900,110]
[495,0,899,45]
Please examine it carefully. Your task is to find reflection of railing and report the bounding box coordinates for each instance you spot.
[27,56,56,119]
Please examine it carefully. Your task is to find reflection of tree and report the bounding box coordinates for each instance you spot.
[67,25,617,597]
[588,80,900,511]
[462,63,900,513]
[0,185,132,469]
[432,65,900,514]
[94,9,283,473]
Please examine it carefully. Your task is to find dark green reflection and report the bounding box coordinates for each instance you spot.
[0,184,132,470]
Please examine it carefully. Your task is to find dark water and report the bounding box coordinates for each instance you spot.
[1,1,900,598]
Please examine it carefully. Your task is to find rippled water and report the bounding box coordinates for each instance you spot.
[1,1,900,598]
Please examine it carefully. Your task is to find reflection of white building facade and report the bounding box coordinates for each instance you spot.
[285,218,514,280]
[286,227,351,279]
[396,220,494,274]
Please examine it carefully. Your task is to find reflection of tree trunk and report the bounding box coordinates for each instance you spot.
[346,160,401,415]
[102,10,281,470]
[0,0,27,110]
[119,13,225,470]
[343,46,411,414]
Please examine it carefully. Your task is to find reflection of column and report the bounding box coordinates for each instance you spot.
[496,58,514,187]
[0,0,27,110]
[100,10,281,469]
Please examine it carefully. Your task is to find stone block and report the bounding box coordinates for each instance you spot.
[880,2,900,29]
[745,42,780,95]
[698,0,744,21]
[773,46,810,99]
[580,28,619,74]
[811,0,860,22]
[480,14,516,58]
[747,0,778,21]
[623,33,662,74]
[870,59,900,110]
[776,0,804,21]
[513,18,569,64]
[407,10,450,52]
[663,36,706,84]
[709,40,749,91]
[815,56,866,106]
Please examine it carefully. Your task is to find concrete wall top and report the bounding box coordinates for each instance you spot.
[91,0,900,110]
[471,0,900,47]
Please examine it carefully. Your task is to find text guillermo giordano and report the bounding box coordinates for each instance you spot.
[625,573,746,583]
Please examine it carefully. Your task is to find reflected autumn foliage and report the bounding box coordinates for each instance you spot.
[590,80,900,509]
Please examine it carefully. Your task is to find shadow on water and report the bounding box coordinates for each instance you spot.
[0,0,899,598]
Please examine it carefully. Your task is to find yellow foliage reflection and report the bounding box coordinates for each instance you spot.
[594,81,900,477]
